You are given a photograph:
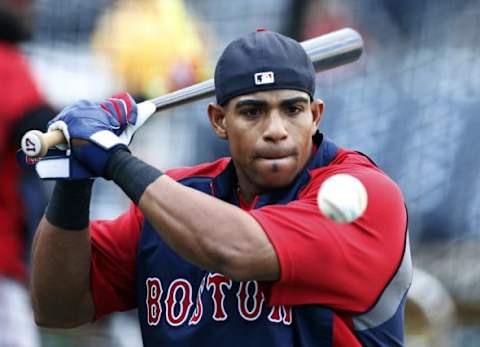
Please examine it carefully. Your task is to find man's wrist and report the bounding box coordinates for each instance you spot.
[105,148,163,204]
[45,179,94,230]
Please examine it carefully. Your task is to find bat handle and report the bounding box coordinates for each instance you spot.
[21,129,66,158]
[20,101,157,159]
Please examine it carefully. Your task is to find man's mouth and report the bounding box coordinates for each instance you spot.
[255,149,297,160]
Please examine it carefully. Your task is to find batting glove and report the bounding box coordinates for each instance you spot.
[36,93,138,179]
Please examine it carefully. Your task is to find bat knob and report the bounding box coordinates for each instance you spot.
[21,129,67,158]
[21,130,47,158]
[21,130,46,158]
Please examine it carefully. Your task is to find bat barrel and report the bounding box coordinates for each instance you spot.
[152,79,215,112]
[303,27,363,72]
[150,28,363,112]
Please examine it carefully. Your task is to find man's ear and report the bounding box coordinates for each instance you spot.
[208,103,228,139]
[310,99,324,135]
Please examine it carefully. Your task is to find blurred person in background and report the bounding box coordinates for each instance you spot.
[92,0,210,101]
[0,0,52,346]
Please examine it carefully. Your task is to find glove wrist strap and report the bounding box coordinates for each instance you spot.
[45,180,93,230]
[105,148,163,204]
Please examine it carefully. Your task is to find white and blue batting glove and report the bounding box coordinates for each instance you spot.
[36,93,140,180]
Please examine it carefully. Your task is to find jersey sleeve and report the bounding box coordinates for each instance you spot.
[250,166,407,313]
[90,204,144,320]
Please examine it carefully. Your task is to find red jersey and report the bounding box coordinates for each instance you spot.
[89,135,411,346]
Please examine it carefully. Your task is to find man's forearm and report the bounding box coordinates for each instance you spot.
[31,180,95,328]
[138,175,279,281]
[105,149,279,282]
[31,218,94,328]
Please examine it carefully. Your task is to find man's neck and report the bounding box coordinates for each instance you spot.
[237,182,264,205]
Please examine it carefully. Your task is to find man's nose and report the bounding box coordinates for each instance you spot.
[263,112,288,142]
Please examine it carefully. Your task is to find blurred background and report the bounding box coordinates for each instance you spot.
[1,0,479,346]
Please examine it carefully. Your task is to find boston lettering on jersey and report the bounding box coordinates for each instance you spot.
[144,274,292,327]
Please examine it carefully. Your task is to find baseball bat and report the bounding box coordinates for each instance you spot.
[21,28,363,158]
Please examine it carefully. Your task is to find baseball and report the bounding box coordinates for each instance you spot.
[317,174,368,223]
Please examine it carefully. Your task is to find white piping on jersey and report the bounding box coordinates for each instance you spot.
[353,232,413,331]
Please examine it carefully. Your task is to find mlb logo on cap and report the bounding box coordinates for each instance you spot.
[254,71,275,85]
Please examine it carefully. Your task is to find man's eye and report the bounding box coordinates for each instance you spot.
[241,108,261,117]
[285,105,302,115]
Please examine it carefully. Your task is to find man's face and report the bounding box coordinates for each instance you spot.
[209,89,323,192]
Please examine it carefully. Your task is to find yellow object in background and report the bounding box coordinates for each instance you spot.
[92,0,211,98]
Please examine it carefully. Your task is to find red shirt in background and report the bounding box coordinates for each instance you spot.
[0,42,44,282]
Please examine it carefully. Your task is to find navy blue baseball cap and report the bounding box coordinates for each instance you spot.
[214,30,316,105]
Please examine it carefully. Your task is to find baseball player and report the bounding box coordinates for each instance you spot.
[31,30,412,346]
